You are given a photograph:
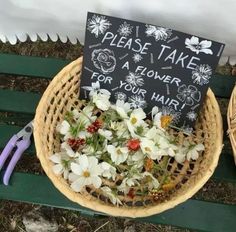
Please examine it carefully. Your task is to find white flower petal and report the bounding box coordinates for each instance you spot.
[78,155,89,171]
[59,120,70,135]
[71,177,86,192]
[49,154,61,164]
[52,164,63,174]
[71,162,83,175]
[91,176,102,188]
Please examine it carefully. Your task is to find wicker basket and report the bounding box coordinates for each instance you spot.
[34,57,223,218]
[227,85,236,165]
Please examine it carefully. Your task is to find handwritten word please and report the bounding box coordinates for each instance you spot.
[102,32,152,54]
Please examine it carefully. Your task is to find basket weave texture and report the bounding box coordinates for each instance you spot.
[227,85,236,165]
[34,57,223,218]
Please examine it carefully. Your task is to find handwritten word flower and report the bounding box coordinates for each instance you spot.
[185,36,213,55]
[92,48,116,74]
[87,14,111,37]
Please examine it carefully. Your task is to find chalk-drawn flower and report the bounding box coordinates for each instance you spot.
[186,111,197,121]
[192,64,212,85]
[128,95,147,109]
[126,72,144,87]
[132,53,143,63]
[161,106,181,124]
[92,49,116,74]
[114,92,127,101]
[87,14,111,37]
[117,21,133,37]
[185,36,213,55]
[176,85,201,106]
[145,25,172,41]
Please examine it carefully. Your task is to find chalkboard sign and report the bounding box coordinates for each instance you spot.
[80,12,225,131]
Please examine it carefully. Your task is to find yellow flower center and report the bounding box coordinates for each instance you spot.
[83,171,90,177]
[145,147,151,152]
[131,117,137,125]
[117,148,122,155]
[161,115,172,128]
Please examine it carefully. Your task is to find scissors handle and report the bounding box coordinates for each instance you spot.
[0,135,18,170]
[3,139,31,185]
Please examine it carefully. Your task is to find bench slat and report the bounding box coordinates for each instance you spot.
[0,124,235,182]
[0,124,34,153]
[0,172,235,232]
[0,53,69,79]
[0,89,40,114]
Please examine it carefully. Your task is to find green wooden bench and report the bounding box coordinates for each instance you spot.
[0,53,236,232]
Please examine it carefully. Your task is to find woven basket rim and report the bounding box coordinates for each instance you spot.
[227,84,236,164]
[34,57,223,218]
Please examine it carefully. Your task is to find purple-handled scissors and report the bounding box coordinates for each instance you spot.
[0,120,33,185]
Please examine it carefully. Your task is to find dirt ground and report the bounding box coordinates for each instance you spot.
[0,39,235,232]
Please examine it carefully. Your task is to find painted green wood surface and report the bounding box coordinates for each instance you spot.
[0,172,235,232]
[0,89,40,114]
[0,53,70,79]
[0,53,236,98]
[0,124,34,153]
[1,53,236,231]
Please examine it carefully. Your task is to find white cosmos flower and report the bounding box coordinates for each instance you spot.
[156,136,178,157]
[151,106,164,130]
[186,143,204,161]
[142,172,160,190]
[127,151,144,168]
[129,108,146,127]
[98,129,113,140]
[112,100,131,119]
[107,145,129,165]
[117,176,140,194]
[92,91,111,111]
[110,121,130,139]
[140,138,158,160]
[82,145,95,155]
[175,147,188,163]
[185,36,213,55]
[69,155,102,192]
[73,105,96,127]
[49,152,71,179]
[57,120,71,140]
[101,186,122,205]
[126,108,146,137]
[100,162,116,180]
[61,142,79,158]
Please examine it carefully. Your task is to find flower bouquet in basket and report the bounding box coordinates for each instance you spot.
[50,81,204,206]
